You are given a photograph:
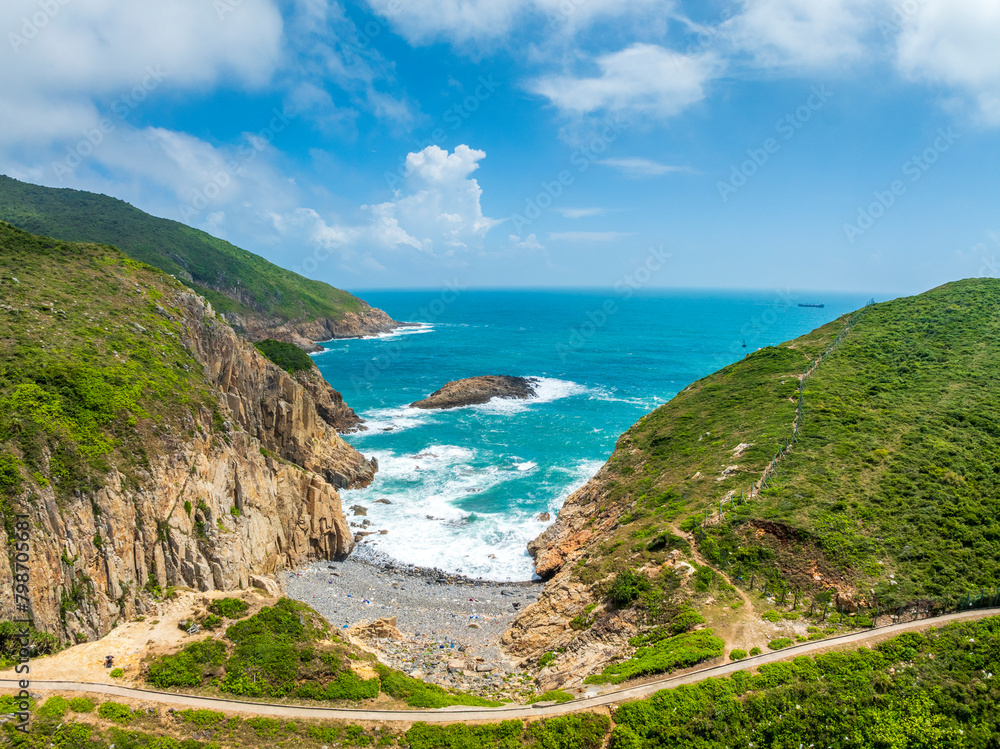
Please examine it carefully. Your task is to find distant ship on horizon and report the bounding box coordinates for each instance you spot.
[798,303,825,308]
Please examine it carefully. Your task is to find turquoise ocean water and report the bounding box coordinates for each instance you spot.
[314,289,876,581]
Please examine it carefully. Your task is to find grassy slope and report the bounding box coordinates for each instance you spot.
[0,221,219,519]
[0,174,365,323]
[572,278,1000,612]
[5,616,999,747]
[145,597,503,710]
[4,692,611,749]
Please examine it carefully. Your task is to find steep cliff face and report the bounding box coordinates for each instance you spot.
[225,307,408,353]
[0,224,376,643]
[293,368,364,433]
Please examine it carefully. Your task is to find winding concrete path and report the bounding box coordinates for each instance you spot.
[3,607,997,724]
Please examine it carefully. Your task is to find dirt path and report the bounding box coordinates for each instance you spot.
[6,608,996,724]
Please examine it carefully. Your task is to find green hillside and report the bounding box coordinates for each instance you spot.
[0,174,365,324]
[567,278,1000,612]
[0,221,217,516]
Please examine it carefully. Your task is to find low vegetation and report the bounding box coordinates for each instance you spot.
[12,616,997,747]
[145,598,498,709]
[0,221,216,513]
[0,175,367,326]
[609,614,1000,748]
[554,280,1000,674]
[585,628,724,685]
[254,339,315,374]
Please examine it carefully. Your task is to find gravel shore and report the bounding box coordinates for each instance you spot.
[281,547,545,698]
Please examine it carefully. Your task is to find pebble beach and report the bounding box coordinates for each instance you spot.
[281,547,545,697]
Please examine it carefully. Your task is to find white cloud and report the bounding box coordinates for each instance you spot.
[530,44,720,120]
[554,207,606,218]
[1,0,282,114]
[279,144,501,268]
[722,0,876,70]
[549,231,632,242]
[364,0,673,45]
[510,233,544,250]
[895,0,1000,125]
[598,157,690,177]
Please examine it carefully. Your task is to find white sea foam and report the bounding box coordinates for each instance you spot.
[360,323,436,340]
[360,406,435,433]
[588,385,667,410]
[515,461,537,472]
[470,376,589,414]
[342,452,602,581]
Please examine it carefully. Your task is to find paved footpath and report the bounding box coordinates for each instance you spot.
[3,608,997,724]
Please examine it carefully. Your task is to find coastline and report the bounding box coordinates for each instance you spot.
[281,547,544,699]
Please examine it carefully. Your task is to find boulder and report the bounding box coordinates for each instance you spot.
[349,616,402,641]
[410,375,538,410]
[249,575,281,597]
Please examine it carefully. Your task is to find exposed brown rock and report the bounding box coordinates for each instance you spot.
[525,468,619,579]
[224,306,413,353]
[0,291,377,643]
[349,616,402,641]
[293,367,364,433]
[410,375,538,410]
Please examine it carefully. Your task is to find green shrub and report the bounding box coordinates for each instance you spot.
[749,646,762,656]
[254,339,314,374]
[97,701,134,724]
[147,638,226,688]
[693,565,716,592]
[109,667,124,678]
[586,629,724,684]
[37,696,70,719]
[320,670,380,701]
[376,665,500,709]
[528,714,610,748]
[768,637,794,650]
[729,649,748,661]
[208,597,249,619]
[538,651,556,668]
[527,690,575,705]
[406,721,523,749]
[69,697,95,713]
[761,610,781,622]
[610,616,1000,749]
[176,709,226,728]
[201,614,223,630]
[245,716,283,738]
[608,569,651,608]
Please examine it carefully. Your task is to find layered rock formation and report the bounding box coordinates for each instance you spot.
[410,375,538,410]
[502,465,630,679]
[293,367,364,433]
[0,289,376,644]
[225,306,411,353]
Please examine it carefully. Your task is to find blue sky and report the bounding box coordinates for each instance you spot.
[2,0,999,294]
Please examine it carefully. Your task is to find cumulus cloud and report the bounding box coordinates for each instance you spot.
[282,144,501,269]
[722,0,876,70]
[895,0,1000,125]
[530,44,720,120]
[510,233,544,250]
[0,0,283,150]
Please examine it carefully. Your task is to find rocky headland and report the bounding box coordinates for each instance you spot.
[0,225,379,643]
[226,306,414,353]
[410,375,538,410]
